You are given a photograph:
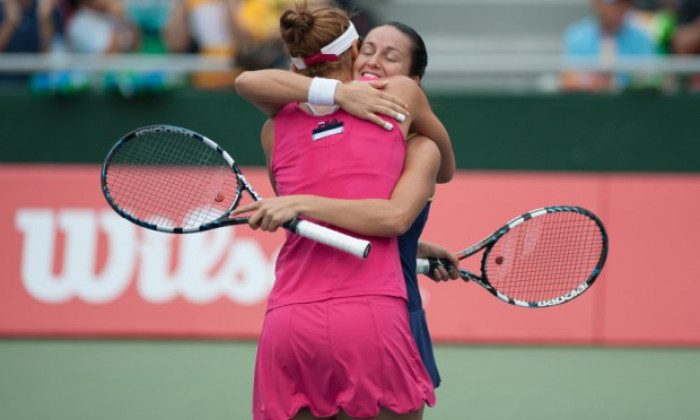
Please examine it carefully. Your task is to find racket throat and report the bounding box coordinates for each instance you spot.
[283,218,300,232]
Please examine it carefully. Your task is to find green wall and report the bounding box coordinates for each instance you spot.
[1,89,697,172]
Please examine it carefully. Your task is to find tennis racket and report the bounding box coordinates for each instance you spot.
[417,206,608,307]
[101,125,371,259]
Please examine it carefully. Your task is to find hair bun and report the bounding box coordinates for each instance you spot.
[280,9,315,44]
[278,4,352,74]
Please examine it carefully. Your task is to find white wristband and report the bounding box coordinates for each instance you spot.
[308,77,340,106]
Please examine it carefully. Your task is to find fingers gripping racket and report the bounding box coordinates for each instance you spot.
[101,125,371,259]
[417,206,608,307]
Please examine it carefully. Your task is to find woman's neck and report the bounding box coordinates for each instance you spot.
[299,68,352,115]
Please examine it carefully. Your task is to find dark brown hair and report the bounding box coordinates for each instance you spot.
[280,2,353,77]
[382,22,428,81]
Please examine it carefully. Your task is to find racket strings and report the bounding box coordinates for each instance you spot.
[105,131,239,229]
[485,211,603,303]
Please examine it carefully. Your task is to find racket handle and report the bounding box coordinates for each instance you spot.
[416,258,450,275]
[287,219,371,259]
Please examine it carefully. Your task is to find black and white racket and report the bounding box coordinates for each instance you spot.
[417,206,608,307]
[101,125,371,259]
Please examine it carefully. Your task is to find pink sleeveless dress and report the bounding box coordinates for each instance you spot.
[252,103,436,420]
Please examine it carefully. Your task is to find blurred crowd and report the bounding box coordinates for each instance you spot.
[1,0,700,95]
[563,0,700,92]
[0,0,375,95]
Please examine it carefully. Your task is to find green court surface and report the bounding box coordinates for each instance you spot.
[1,339,698,420]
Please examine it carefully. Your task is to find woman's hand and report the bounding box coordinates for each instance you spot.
[231,196,302,232]
[417,240,463,282]
[334,79,409,130]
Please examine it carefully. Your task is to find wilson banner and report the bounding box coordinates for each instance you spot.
[2,165,699,345]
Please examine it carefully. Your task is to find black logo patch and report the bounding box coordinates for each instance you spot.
[312,119,344,141]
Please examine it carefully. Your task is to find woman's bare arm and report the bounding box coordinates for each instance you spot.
[385,76,456,183]
[233,136,440,236]
[234,69,409,123]
[234,69,313,117]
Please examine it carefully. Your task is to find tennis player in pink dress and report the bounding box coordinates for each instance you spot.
[234,4,452,420]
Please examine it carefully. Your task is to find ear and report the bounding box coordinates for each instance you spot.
[290,63,301,73]
[411,75,420,84]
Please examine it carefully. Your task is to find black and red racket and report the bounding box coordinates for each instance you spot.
[101,125,371,259]
[417,206,608,307]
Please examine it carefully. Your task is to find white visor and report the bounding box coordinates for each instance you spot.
[291,22,359,70]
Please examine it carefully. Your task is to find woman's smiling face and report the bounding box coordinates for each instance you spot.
[353,25,415,81]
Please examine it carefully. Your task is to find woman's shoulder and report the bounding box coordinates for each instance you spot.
[384,76,424,104]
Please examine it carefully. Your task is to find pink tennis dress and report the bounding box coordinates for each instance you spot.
[252,103,436,420]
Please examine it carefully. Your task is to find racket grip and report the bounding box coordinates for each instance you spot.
[287,219,371,259]
[416,258,449,275]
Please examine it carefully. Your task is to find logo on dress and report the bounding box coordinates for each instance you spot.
[312,119,344,141]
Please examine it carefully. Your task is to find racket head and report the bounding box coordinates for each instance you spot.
[101,125,246,233]
[479,206,608,307]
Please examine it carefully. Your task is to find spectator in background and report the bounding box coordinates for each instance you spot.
[64,0,143,96]
[672,0,700,90]
[673,0,700,54]
[233,0,376,71]
[66,0,139,54]
[163,0,237,89]
[561,0,657,92]
[230,0,293,71]
[119,0,184,95]
[0,0,60,54]
[123,0,173,54]
[230,0,379,72]
[628,0,676,54]
[338,0,378,37]
[0,0,62,82]
[64,0,187,96]
[231,0,331,73]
